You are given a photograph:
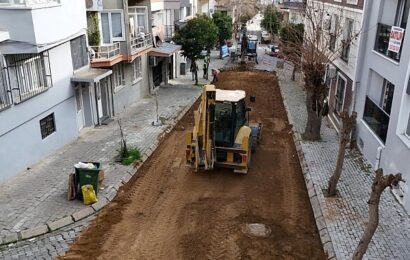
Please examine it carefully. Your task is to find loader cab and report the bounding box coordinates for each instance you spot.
[214,90,247,147]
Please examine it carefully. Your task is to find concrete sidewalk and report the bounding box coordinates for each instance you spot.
[0,50,228,247]
[277,65,410,259]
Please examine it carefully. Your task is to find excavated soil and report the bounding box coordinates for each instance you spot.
[61,70,325,260]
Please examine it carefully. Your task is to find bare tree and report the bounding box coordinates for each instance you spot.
[280,1,360,141]
[352,169,403,260]
[327,111,357,196]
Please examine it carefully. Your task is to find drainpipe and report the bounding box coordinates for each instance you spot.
[374,146,383,170]
[123,0,131,61]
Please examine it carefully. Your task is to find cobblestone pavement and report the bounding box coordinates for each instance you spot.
[277,66,410,260]
[0,50,228,258]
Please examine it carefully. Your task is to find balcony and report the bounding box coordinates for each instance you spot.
[90,42,123,68]
[363,96,390,143]
[374,23,403,62]
[131,33,153,55]
[0,0,60,8]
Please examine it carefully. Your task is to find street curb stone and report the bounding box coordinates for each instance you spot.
[0,86,201,246]
[20,225,48,240]
[71,206,95,222]
[47,216,74,231]
[278,80,337,259]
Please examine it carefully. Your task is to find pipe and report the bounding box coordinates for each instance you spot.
[374,146,383,170]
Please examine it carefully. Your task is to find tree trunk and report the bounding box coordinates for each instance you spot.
[304,89,322,141]
[327,140,347,196]
[352,170,402,260]
[327,112,357,197]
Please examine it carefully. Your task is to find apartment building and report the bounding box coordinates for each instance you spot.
[308,0,365,133]
[354,0,410,211]
[0,0,89,181]
[85,0,153,117]
[278,0,305,25]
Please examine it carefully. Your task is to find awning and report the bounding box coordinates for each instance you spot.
[71,67,112,84]
[148,42,182,57]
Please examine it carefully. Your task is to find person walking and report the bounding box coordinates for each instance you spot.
[211,68,220,84]
[203,55,210,80]
[190,60,198,85]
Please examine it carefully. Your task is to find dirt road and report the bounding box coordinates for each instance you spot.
[62,70,325,260]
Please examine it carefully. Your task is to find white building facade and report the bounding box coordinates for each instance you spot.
[354,0,410,211]
[0,0,89,181]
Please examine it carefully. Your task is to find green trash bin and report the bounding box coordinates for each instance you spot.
[75,162,101,199]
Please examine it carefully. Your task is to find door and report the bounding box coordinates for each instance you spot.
[75,86,84,130]
[96,82,104,120]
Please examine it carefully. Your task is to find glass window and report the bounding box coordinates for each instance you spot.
[380,80,395,115]
[111,13,123,38]
[40,113,55,139]
[235,101,246,133]
[335,75,346,113]
[101,13,110,44]
[70,35,88,70]
[215,102,233,146]
[113,63,125,89]
[132,57,142,83]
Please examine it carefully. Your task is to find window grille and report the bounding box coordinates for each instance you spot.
[40,113,55,139]
[0,58,11,110]
[6,52,52,103]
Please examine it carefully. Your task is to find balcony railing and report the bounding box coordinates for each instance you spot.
[90,42,121,60]
[131,33,153,54]
[363,96,390,143]
[374,23,403,62]
[0,0,60,6]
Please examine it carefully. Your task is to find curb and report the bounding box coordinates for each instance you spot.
[278,77,337,260]
[0,91,201,247]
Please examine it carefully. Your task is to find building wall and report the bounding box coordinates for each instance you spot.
[113,55,150,114]
[0,42,79,182]
[355,0,410,211]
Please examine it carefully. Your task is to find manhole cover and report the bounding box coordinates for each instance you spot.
[242,223,271,238]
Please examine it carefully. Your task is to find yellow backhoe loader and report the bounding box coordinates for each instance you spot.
[186,85,262,174]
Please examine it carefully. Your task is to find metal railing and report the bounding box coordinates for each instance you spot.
[131,33,153,54]
[90,42,121,60]
[0,0,60,6]
[374,23,403,62]
[0,64,11,110]
[363,96,390,143]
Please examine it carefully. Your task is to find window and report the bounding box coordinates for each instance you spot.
[346,0,358,4]
[40,113,55,139]
[396,0,410,29]
[100,11,124,44]
[406,114,410,137]
[129,7,148,36]
[0,0,60,6]
[6,52,52,103]
[132,57,142,83]
[70,35,88,70]
[341,18,353,62]
[0,60,11,110]
[329,34,336,52]
[374,24,402,62]
[112,63,125,89]
[335,75,346,113]
[186,6,191,16]
[363,79,395,143]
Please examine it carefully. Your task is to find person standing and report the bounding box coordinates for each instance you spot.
[191,60,198,85]
[203,55,210,80]
[211,68,220,84]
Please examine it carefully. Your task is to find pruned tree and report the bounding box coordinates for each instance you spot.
[279,1,360,141]
[327,111,357,196]
[352,169,403,260]
[279,23,304,81]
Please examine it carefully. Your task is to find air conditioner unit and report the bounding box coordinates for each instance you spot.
[327,64,337,79]
[85,0,103,11]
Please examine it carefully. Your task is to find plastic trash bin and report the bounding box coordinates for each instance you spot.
[75,162,101,199]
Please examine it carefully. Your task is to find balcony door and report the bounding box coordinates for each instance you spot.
[129,7,148,37]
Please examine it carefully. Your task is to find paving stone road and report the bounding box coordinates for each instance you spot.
[277,65,410,260]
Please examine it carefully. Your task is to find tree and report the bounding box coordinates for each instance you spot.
[174,15,218,84]
[326,111,357,196]
[212,11,233,45]
[352,169,402,260]
[280,1,359,140]
[261,5,281,36]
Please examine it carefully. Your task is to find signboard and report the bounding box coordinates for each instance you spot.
[220,45,229,59]
[388,26,405,53]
